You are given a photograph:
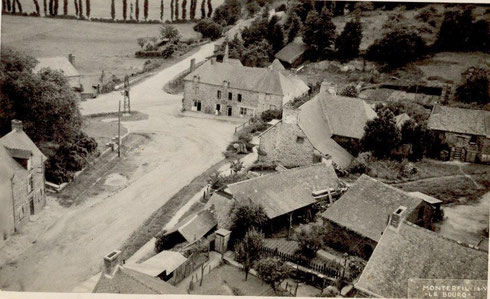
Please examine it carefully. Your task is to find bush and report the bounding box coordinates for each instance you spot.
[348,152,373,174]
[193,19,223,40]
[454,67,490,105]
[335,18,362,60]
[339,84,359,97]
[260,109,282,122]
[366,29,427,67]
[360,107,402,158]
[275,3,286,12]
[161,44,178,58]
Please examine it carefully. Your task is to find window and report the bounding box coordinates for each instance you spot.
[27,175,33,193]
[237,94,242,102]
[296,136,305,144]
[470,135,477,143]
[240,107,247,115]
[217,90,221,99]
[228,92,233,100]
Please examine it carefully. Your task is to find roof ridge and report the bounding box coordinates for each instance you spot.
[401,220,488,253]
[358,175,423,201]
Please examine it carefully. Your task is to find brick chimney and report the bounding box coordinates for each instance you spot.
[388,206,407,231]
[68,54,75,65]
[190,58,196,73]
[320,81,337,95]
[103,250,122,277]
[11,119,23,132]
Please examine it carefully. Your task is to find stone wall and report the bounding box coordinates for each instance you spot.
[183,80,283,117]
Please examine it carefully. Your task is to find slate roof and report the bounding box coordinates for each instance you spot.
[126,251,187,277]
[228,163,339,219]
[93,266,182,294]
[204,192,235,230]
[275,37,307,65]
[355,221,488,298]
[408,191,443,205]
[0,129,46,161]
[164,209,217,243]
[428,105,490,137]
[270,58,286,71]
[184,60,308,98]
[34,56,80,77]
[320,93,377,139]
[297,96,353,169]
[320,175,423,242]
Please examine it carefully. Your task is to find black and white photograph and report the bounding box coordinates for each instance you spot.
[0,0,489,298]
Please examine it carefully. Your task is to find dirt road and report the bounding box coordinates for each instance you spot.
[0,42,237,292]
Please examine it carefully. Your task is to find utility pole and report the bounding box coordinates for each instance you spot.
[118,100,121,158]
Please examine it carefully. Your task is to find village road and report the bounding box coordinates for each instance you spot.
[0,42,237,292]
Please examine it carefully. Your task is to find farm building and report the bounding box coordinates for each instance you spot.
[0,120,46,247]
[35,55,82,91]
[93,250,183,294]
[226,162,340,234]
[182,51,309,118]
[126,250,189,285]
[275,37,307,68]
[259,81,376,169]
[428,105,490,163]
[320,175,440,259]
[355,219,488,298]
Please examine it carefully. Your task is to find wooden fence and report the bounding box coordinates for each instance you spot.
[260,247,341,279]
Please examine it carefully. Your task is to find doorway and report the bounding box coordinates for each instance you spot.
[29,199,35,215]
[196,101,202,111]
[216,104,221,112]
[227,106,232,116]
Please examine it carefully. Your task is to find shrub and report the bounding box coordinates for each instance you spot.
[360,107,402,158]
[230,202,268,244]
[335,18,362,60]
[256,257,290,294]
[260,109,282,122]
[454,67,490,105]
[348,152,373,174]
[366,29,427,67]
[161,44,178,58]
[193,19,223,40]
[295,224,324,260]
[339,84,359,97]
[160,24,181,42]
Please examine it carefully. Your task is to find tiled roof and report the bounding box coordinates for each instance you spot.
[184,60,308,97]
[297,96,353,169]
[204,192,235,230]
[270,59,286,71]
[164,209,217,243]
[126,251,187,277]
[0,129,46,161]
[275,37,307,65]
[320,93,377,139]
[355,221,488,298]
[93,266,182,294]
[320,175,423,242]
[0,145,22,180]
[35,56,80,77]
[228,163,339,219]
[428,105,490,136]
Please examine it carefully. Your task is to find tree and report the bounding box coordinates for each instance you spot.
[212,0,240,26]
[286,12,301,43]
[401,119,429,161]
[48,0,53,15]
[270,23,285,53]
[366,28,426,67]
[174,0,178,20]
[256,258,290,294]
[335,18,362,60]
[303,7,336,59]
[78,0,82,18]
[360,107,402,158]
[241,40,273,67]
[170,0,174,21]
[436,7,474,52]
[181,0,186,20]
[200,0,205,18]
[63,0,67,15]
[111,0,115,20]
[135,0,139,21]
[123,0,127,20]
[193,19,223,40]
[144,0,148,21]
[235,229,264,281]
[454,67,490,105]
[160,0,164,21]
[189,0,196,20]
[245,0,260,16]
[33,0,41,15]
[44,0,48,15]
[241,17,268,47]
[73,0,77,16]
[160,24,181,41]
[5,0,11,12]
[295,224,324,260]
[53,0,58,15]
[230,202,268,243]
[85,0,90,17]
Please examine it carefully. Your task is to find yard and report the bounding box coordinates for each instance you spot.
[1,15,202,91]
[190,264,274,296]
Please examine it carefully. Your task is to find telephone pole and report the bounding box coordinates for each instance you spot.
[118,100,121,158]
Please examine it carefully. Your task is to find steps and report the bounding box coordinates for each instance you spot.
[452,147,464,161]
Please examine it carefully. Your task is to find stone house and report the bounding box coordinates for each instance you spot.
[182,55,309,118]
[428,105,490,163]
[355,216,488,298]
[0,120,46,247]
[35,55,82,91]
[259,82,376,169]
[320,175,440,259]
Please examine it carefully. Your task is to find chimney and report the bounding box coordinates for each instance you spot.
[320,81,337,95]
[211,57,216,65]
[190,58,196,73]
[103,250,122,277]
[11,119,23,132]
[223,43,229,63]
[388,206,407,231]
[68,54,75,65]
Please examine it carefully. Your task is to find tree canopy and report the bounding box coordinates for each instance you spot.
[335,18,362,60]
[302,7,336,59]
[454,67,490,105]
[230,202,268,243]
[256,257,290,294]
[235,229,264,280]
[360,107,402,158]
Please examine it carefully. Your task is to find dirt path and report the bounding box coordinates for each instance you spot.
[0,42,237,292]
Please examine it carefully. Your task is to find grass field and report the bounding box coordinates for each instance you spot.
[5,0,224,22]
[1,15,201,89]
